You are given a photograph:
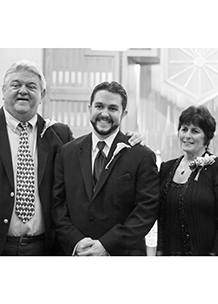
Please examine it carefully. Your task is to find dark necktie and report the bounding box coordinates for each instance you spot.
[15,122,35,224]
[93,141,106,185]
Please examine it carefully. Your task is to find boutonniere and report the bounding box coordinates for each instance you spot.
[40,119,58,138]
[189,153,216,181]
[105,142,131,169]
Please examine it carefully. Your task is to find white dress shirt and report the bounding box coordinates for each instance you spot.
[3,107,45,236]
[91,128,119,172]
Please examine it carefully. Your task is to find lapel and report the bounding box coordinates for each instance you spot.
[92,131,128,200]
[78,133,93,201]
[0,107,14,187]
[37,114,50,186]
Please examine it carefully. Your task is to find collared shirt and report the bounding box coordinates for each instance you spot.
[3,107,45,236]
[91,128,119,172]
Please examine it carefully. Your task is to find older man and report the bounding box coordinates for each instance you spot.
[0,60,74,255]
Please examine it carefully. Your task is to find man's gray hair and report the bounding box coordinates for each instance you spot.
[3,59,46,91]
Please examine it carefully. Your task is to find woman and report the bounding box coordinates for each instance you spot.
[157,105,218,256]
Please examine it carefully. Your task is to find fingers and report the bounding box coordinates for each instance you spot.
[76,237,94,254]
[77,240,107,256]
[126,131,144,147]
[128,136,142,146]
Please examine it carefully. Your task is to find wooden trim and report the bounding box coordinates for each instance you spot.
[126,48,160,64]
[84,50,120,57]
[50,87,92,101]
[43,48,52,117]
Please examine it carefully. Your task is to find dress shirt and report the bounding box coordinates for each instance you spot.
[3,107,45,236]
[91,128,119,172]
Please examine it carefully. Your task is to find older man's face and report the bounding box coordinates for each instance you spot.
[3,69,45,121]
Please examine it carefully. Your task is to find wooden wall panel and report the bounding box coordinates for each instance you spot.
[43,48,120,138]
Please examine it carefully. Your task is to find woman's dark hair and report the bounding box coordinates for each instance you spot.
[178,105,216,147]
[90,81,127,111]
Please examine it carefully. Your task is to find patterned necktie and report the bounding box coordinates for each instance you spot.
[15,122,35,224]
[93,141,106,186]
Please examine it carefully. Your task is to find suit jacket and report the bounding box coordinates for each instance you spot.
[52,131,159,256]
[0,107,73,255]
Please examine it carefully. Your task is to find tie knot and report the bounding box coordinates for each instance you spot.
[97,141,106,152]
[19,122,28,130]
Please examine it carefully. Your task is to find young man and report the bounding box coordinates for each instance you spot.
[52,81,159,256]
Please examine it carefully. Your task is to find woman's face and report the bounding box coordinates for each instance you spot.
[178,123,206,157]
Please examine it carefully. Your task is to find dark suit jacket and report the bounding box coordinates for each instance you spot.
[52,131,159,256]
[0,107,73,255]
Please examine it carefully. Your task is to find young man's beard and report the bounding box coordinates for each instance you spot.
[90,119,119,136]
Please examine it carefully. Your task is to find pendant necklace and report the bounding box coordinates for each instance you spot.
[180,161,192,175]
[180,160,190,175]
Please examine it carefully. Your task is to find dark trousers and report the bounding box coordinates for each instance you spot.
[1,234,45,256]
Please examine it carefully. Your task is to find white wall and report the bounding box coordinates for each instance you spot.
[0,48,43,111]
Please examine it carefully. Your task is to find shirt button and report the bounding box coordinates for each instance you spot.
[10,192,14,197]
[3,219,9,224]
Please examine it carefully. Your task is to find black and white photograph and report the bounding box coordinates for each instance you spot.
[0,1,217,303]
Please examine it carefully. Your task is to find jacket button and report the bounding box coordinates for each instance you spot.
[10,192,14,197]
[89,216,94,222]
[3,219,9,224]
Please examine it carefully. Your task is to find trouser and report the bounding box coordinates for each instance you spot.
[1,234,45,256]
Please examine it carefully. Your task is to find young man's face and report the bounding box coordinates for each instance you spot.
[89,90,127,139]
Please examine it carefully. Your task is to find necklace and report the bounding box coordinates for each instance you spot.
[180,161,192,175]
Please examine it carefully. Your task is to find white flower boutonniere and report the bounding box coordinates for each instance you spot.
[189,153,216,181]
[40,119,58,138]
[105,142,131,169]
